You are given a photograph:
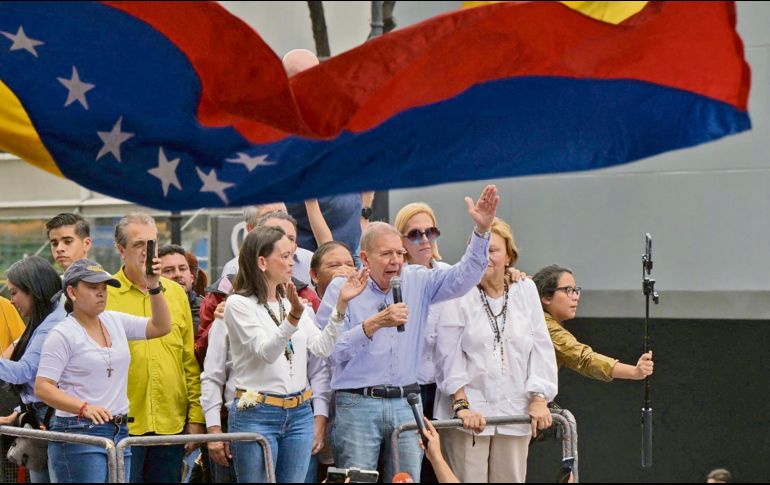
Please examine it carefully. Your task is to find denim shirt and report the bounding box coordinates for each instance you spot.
[0,302,66,404]
[317,231,489,390]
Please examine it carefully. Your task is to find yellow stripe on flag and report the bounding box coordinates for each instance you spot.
[0,79,62,177]
[462,1,649,25]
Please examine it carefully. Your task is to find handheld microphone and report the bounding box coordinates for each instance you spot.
[407,393,428,446]
[391,276,405,332]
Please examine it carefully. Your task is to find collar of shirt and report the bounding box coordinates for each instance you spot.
[113,266,145,294]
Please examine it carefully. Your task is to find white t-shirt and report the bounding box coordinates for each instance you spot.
[38,311,148,417]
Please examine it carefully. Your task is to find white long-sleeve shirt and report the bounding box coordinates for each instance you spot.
[201,315,332,428]
[200,318,235,428]
[418,260,451,385]
[224,295,343,396]
[434,278,558,436]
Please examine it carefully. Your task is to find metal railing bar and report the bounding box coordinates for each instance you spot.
[114,432,275,483]
[0,425,119,483]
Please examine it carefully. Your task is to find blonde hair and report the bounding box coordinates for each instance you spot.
[394,202,442,262]
[490,217,519,267]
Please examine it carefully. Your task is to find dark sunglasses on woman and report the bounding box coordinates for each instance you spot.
[403,227,441,244]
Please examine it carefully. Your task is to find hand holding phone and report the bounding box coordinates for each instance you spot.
[146,240,157,276]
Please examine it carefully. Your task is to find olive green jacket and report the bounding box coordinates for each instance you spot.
[545,312,617,382]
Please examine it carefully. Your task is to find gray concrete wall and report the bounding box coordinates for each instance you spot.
[387,2,770,319]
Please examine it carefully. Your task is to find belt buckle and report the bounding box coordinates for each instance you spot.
[369,386,385,399]
[283,396,297,409]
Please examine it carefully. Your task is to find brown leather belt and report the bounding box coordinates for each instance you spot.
[234,388,313,409]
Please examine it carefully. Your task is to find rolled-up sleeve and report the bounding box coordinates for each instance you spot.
[524,284,558,401]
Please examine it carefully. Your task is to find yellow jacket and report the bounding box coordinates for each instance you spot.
[107,268,204,435]
[545,312,617,382]
[0,297,25,352]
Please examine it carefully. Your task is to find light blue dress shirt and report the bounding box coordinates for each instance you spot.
[0,302,66,404]
[317,231,489,390]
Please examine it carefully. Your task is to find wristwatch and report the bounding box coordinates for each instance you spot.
[148,282,164,296]
[530,392,547,401]
[361,207,373,220]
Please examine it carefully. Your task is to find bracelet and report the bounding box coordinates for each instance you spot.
[148,283,164,296]
[78,402,88,418]
[289,312,303,321]
[452,399,470,416]
[361,321,373,340]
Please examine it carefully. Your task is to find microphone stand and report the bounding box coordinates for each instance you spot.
[641,233,659,469]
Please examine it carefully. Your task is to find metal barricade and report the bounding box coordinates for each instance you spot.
[390,410,579,482]
[0,424,119,483]
[115,432,275,483]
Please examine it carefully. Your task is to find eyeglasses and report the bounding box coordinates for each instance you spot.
[555,286,582,298]
[403,227,441,244]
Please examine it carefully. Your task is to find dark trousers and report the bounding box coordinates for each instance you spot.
[420,383,438,484]
[130,434,185,483]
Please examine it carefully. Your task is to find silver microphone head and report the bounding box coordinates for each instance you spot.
[390,276,401,289]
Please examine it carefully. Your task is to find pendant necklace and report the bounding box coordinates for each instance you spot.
[478,280,509,371]
[263,299,295,377]
[98,321,114,378]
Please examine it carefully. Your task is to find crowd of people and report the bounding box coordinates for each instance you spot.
[0,183,663,483]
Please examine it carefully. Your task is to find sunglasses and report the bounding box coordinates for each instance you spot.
[403,227,441,244]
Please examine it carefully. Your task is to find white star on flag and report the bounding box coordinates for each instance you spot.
[226,153,276,172]
[57,66,95,109]
[196,168,235,205]
[148,147,182,197]
[1,26,44,57]
[96,116,134,162]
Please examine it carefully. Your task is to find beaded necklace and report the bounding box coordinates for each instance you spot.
[263,299,295,377]
[478,280,509,370]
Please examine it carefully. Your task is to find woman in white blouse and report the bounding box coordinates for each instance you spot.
[434,218,558,483]
[224,226,367,483]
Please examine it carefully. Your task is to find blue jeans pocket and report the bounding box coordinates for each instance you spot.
[335,393,363,408]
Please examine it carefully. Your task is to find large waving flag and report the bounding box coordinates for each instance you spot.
[0,1,750,209]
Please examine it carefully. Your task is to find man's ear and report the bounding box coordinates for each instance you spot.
[83,236,93,253]
[360,250,370,269]
[116,243,127,261]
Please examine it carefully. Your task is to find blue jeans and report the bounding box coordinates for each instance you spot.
[48,416,130,483]
[129,435,185,483]
[207,419,235,483]
[28,404,52,483]
[304,454,319,483]
[228,396,314,483]
[333,392,424,482]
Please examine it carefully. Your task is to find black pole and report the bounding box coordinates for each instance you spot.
[641,233,659,468]
[368,1,390,221]
[170,210,182,245]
